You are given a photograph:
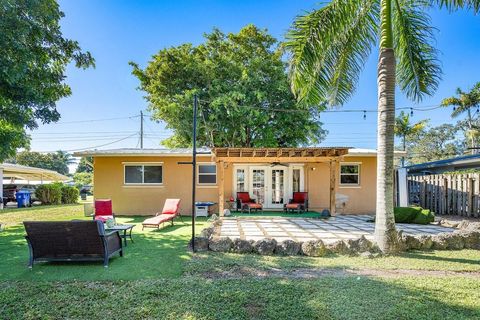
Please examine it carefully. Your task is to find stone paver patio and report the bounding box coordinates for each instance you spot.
[219,215,455,244]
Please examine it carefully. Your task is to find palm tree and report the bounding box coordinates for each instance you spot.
[285,1,479,252]
[441,82,480,152]
[394,111,428,166]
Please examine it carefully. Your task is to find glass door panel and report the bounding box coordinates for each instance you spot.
[271,169,285,205]
[251,169,265,204]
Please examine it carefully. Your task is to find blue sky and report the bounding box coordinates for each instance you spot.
[29,0,480,157]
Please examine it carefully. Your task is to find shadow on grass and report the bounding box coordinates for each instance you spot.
[404,250,480,266]
[0,272,478,319]
[0,216,209,281]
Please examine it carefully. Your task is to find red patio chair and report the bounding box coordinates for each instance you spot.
[284,192,309,213]
[94,199,115,222]
[142,199,181,230]
[237,192,262,213]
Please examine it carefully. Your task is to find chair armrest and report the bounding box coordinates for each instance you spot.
[102,231,122,255]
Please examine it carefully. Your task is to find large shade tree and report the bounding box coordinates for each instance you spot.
[285,0,479,252]
[441,82,480,152]
[131,25,326,148]
[0,0,94,162]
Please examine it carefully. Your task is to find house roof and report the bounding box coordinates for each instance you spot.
[74,148,212,157]
[405,154,480,173]
[74,147,405,158]
[0,163,70,181]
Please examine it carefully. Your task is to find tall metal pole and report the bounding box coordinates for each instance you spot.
[191,95,198,252]
[140,110,144,149]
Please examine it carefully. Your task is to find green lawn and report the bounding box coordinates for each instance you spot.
[1,204,480,319]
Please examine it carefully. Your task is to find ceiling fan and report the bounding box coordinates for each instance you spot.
[269,162,289,167]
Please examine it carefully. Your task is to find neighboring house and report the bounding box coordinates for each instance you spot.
[74,147,401,216]
[405,154,480,176]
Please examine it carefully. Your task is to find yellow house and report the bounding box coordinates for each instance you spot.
[75,147,394,216]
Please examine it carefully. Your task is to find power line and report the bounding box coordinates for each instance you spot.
[37,133,138,153]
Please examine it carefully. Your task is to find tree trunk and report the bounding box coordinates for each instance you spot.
[375,47,402,253]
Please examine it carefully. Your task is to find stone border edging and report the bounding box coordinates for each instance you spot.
[192,218,480,256]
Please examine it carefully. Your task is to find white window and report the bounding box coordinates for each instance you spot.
[340,164,360,185]
[198,164,217,185]
[124,164,162,184]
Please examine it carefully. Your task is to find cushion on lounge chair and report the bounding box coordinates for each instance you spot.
[162,198,181,215]
[143,214,175,225]
[246,203,262,209]
[95,199,113,215]
[94,215,114,222]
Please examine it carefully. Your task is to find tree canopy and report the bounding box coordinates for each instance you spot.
[10,150,74,175]
[407,124,463,164]
[76,156,93,173]
[130,25,326,148]
[0,0,94,161]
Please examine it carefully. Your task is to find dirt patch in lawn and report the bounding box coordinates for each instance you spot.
[195,267,480,279]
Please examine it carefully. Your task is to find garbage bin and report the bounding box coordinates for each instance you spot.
[16,190,31,208]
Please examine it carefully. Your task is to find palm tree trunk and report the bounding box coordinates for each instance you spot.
[375,0,402,253]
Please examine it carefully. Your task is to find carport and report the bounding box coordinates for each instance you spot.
[0,163,69,209]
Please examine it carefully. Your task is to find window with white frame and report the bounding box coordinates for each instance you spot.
[340,164,360,185]
[124,164,162,184]
[198,164,217,184]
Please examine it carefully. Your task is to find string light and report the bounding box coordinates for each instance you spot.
[363,110,367,120]
[410,108,414,117]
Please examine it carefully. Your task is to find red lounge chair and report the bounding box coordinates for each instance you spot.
[237,192,262,213]
[142,199,181,230]
[94,199,115,222]
[284,192,309,213]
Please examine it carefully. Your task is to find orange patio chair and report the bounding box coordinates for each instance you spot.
[284,192,309,213]
[237,192,262,213]
[142,199,181,230]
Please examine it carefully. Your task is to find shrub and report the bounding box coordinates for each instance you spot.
[35,184,62,205]
[61,185,79,204]
[394,207,434,225]
[413,208,435,224]
[393,207,418,223]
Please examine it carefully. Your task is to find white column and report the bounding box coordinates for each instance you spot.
[397,167,408,207]
[0,168,3,210]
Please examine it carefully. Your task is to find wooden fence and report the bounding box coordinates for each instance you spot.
[408,173,480,217]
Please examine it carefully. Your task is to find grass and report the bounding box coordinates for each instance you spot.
[1,204,480,319]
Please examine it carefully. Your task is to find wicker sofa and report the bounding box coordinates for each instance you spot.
[23,220,123,268]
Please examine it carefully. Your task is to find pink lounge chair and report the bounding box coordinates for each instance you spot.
[94,199,115,222]
[142,199,181,230]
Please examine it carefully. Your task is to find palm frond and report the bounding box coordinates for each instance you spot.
[431,0,480,13]
[285,0,379,107]
[393,0,441,102]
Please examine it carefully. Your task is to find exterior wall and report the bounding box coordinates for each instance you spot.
[94,156,218,215]
[93,155,377,215]
[305,156,377,214]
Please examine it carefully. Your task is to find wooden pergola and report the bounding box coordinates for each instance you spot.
[212,147,350,216]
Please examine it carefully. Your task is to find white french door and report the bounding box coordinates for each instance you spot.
[236,165,304,210]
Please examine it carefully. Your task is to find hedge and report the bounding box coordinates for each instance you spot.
[61,185,79,204]
[35,184,62,205]
[394,207,435,225]
[35,183,79,205]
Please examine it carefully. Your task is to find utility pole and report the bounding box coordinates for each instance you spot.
[140,110,144,149]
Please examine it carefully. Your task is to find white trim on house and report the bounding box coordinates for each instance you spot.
[339,162,361,187]
[123,163,164,186]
